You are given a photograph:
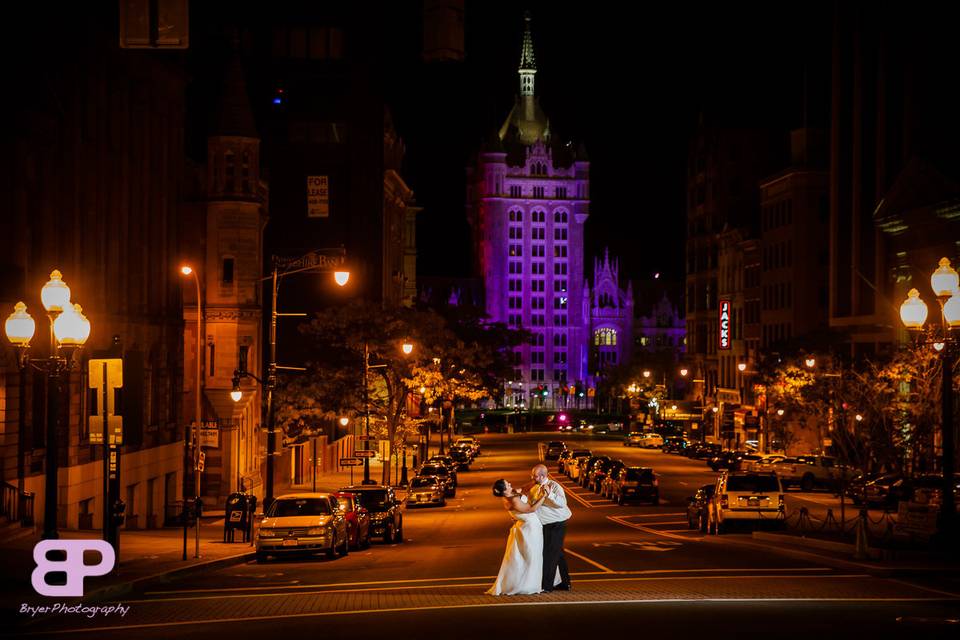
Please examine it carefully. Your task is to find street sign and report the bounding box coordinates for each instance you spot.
[340,458,363,467]
[356,435,379,442]
[197,451,205,472]
[354,450,376,458]
[88,359,123,445]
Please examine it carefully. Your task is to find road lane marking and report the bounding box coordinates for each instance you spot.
[563,547,614,572]
[29,586,953,635]
[623,512,685,518]
[147,566,839,596]
[608,515,703,541]
[884,578,960,599]
[638,520,688,526]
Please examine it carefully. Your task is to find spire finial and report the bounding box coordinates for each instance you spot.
[518,11,537,96]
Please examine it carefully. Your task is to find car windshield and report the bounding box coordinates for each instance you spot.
[726,475,779,493]
[353,490,389,510]
[337,497,354,511]
[267,498,331,517]
[548,442,564,447]
[626,469,654,481]
[572,450,591,457]
[421,465,447,476]
[411,478,437,489]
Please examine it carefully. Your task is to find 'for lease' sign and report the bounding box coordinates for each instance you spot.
[307,176,329,218]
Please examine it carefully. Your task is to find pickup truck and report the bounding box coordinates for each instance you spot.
[772,455,859,492]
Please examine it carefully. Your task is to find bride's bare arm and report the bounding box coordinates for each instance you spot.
[510,494,545,513]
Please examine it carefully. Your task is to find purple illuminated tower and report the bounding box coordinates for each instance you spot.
[466,12,592,408]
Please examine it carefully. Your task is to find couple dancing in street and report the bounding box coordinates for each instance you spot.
[486,464,572,595]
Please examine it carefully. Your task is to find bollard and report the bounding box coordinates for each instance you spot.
[853,508,870,560]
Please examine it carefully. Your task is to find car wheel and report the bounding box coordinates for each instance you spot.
[716,520,727,535]
[384,524,394,544]
[688,514,695,529]
[440,498,447,507]
[350,529,360,551]
[256,552,269,563]
[395,522,404,544]
[801,474,815,492]
[326,543,337,559]
[617,494,624,506]
[651,493,659,506]
[340,532,349,557]
[699,512,707,533]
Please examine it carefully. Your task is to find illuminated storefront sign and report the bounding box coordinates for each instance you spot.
[718,299,731,350]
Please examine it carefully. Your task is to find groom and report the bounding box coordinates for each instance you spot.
[530,464,572,592]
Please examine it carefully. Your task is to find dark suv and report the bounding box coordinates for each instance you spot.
[611,467,659,505]
[545,441,566,461]
[339,485,404,544]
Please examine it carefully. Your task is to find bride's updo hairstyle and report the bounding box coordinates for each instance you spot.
[492,479,508,497]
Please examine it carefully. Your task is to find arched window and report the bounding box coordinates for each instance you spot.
[593,327,617,346]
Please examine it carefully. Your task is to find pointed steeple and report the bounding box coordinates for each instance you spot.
[519,11,537,96]
[212,30,258,138]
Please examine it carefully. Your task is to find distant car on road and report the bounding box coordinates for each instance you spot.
[567,453,593,480]
[256,493,349,562]
[662,437,689,454]
[427,455,460,485]
[600,459,627,498]
[406,476,447,507]
[579,455,610,487]
[448,446,472,470]
[340,485,404,544]
[623,432,645,447]
[639,433,665,448]
[455,436,481,456]
[545,441,567,460]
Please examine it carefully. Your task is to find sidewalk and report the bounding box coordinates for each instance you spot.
[2,464,410,605]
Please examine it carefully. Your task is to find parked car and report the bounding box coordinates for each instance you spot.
[579,455,610,487]
[751,453,787,472]
[707,450,740,471]
[662,437,689,454]
[601,460,627,498]
[707,472,784,534]
[587,458,618,493]
[623,432,645,447]
[448,446,472,470]
[331,491,371,550]
[567,453,593,481]
[694,443,723,460]
[406,476,447,507]
[639,433,665,448]
[417,463,457,497]
[773,455,859,492]
[862,473,912,508]
[907,473,960,509]
[686,483,715,531]
[256,493,349,561]
[339,484,404,543]
[545,441,567,460]
[610,467,659,505]
[455,436,481,456]
[427,455,460,485]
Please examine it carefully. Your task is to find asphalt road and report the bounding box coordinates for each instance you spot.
[12,433,960,639]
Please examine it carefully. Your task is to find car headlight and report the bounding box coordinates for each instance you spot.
[258,528,277,538]
[307,526,333,536]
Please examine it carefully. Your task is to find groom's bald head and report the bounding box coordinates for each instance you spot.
[532,464,549,484]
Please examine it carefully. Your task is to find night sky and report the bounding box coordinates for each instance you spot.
[385,1,833,286]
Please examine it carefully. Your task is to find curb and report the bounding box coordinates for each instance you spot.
[752,531,883,560]
[84,550,257,603]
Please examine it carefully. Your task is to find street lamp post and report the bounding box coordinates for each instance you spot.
[260,249,349,506]
[362,340,414,485]
[5,271,91,540]
[178,266,203,558]
[899,257,960,544]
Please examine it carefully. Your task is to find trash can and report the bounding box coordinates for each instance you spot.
[223,493,248,542]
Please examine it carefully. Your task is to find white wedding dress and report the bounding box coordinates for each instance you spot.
[486,496,560,595]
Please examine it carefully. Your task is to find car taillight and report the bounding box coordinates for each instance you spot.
[720,494,729,508]
[653,477,659,487]
[778,494,785,508]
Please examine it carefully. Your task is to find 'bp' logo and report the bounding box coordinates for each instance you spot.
[31,540,115,597]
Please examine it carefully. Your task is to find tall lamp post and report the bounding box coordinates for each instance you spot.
[5,270,91,539]
[362,340,414,485]
[262,249,350,506]
[899,257,960,544]
[178,265,203,554]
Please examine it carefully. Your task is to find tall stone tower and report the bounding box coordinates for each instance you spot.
[466,12,591,408]
[587,249,634,376]
[184,37,268,507]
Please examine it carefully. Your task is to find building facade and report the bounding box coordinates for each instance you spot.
[587,250,634,380]
[467,14,591,408]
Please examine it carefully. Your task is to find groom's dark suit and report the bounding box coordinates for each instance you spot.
[532,478,572,591]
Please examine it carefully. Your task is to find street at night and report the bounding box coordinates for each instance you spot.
[12,433,960,638]
[3,2,960,638]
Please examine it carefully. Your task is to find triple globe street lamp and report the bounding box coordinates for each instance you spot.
[899,257,960,543]
[5,270,91,539]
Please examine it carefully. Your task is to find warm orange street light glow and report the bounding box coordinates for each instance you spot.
[230,389,243,402]
[804,358,816,368]
[334,271,350,287]
[401,342,414,355]
[777,408,785,416]
[738,362,747,372]
[642,370,651,378]
[339,417,350,427]
[679,368,689,377]
[180,265,193,276]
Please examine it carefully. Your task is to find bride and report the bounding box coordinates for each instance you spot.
[486,478,559,595]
